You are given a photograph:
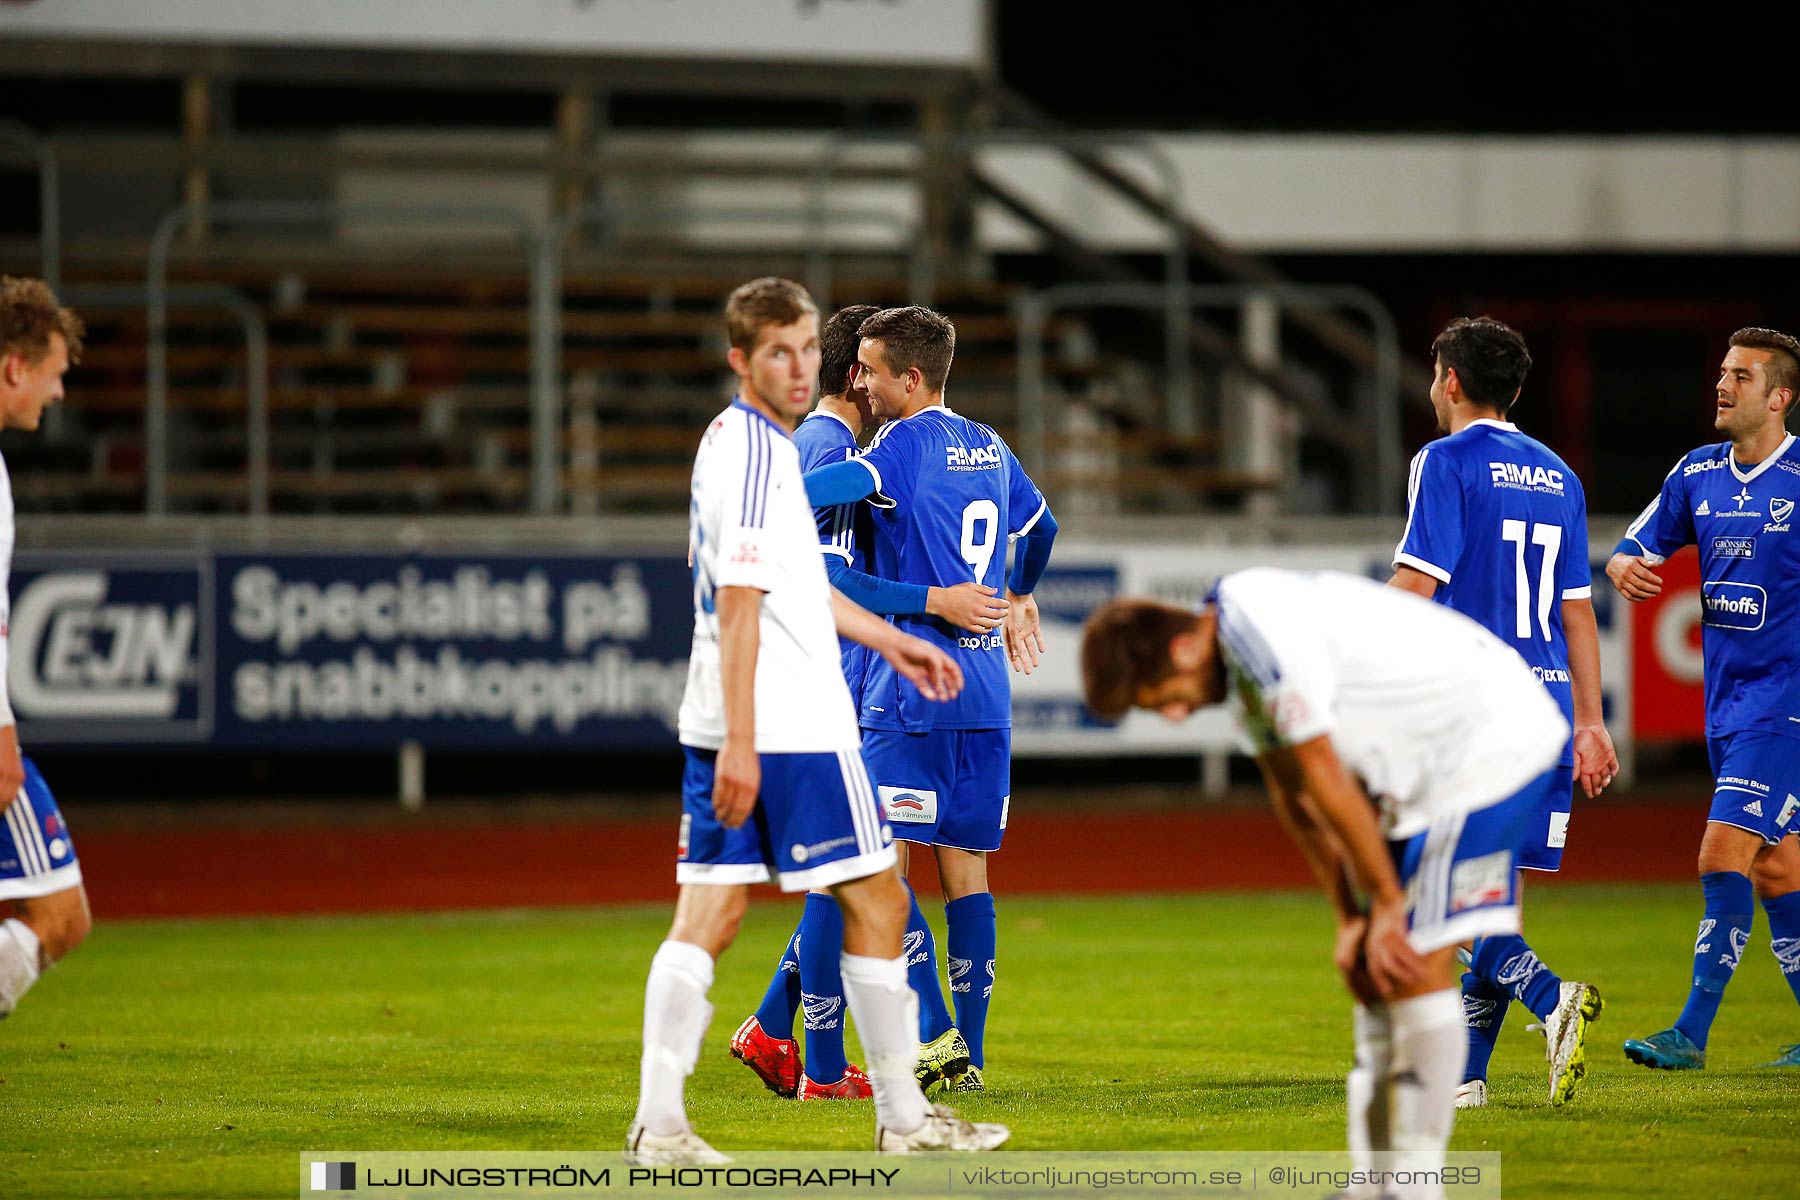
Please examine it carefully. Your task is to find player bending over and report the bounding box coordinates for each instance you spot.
[1082,570,1569,1200]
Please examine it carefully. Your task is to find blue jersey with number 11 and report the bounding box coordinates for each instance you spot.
[1394,419,1591,755]
[850,406,1048,733]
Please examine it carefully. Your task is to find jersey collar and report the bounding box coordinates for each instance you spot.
[1461,417,1518,433]
[730,395,789,436]
[1731,432,1797,484]
[803,409,856,436]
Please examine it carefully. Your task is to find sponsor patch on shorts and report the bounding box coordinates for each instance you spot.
[1449,850,1513,913]
[1547,811,1569,849]
[1000,794,1010,831]
[878,785,939,825]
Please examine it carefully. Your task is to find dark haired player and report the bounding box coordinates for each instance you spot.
[1609,327,1800,1070]
[731,305,1006,1101]
[804,305,1058,1093]
[0,277,91,1022]
[1388,317,1615,1107]
[1081,571,1569,1198]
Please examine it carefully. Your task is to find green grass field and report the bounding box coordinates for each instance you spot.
[2,884,1796,1198]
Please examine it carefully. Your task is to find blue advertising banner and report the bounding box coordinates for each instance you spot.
[12,552,694,750]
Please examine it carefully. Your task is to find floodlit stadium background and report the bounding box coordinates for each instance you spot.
[0,6,1780,917]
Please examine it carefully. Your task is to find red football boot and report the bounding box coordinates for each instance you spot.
[796,1063,872,1101]
[729,1016,802,1098]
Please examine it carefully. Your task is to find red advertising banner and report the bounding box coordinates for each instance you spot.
[1629,547,1706,741]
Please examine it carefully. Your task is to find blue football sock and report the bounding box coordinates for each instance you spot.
[1761,889,1800,1008]
[1471,933,1563,1023]
[1460,970,1511,1084]
[752,914,804,1038]
[1675,870,1755,1051]
[945,891,997,1069]
[796,893,849,1084]
[905,886,955,1043]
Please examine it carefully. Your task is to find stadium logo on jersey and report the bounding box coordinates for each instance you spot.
[1712,537,1755,559]
[9,565,208,731]
[1684,458,1727,477]
[1487,462,1565,493]
[877,786,938,824]
[1700,581,1767,631]
[1695,500,1712,515]
[945,443,1003,471]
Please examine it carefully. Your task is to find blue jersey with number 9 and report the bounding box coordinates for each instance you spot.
[1393,418,1592,760]
[851,406,1048,732]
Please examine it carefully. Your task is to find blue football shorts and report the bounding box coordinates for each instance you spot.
[1390,767,1553,953]
[1516,760,1576,873]
[0,758,83,901]
[860,727,1010,853]
[1706,730,1800,845]
[677,745,895,892]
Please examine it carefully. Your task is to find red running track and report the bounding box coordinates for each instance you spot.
[73,796,1709,920]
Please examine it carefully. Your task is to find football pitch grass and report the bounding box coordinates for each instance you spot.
[2,884,1796,1199]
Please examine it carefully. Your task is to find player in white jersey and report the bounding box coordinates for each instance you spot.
[0,278,89,1023]
[1082,570,1568,1200]
[629,278,1007,1162]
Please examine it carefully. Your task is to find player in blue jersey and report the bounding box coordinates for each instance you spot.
[0,279,90,1024]
[1389,317,1616,1108]
[803,306,1058,1092]
[1608,327,1800,1071]
[731,305,1008,1101]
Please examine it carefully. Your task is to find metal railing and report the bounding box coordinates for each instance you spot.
[1015,282,1404,515]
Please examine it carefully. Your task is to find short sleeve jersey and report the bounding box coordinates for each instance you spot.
[1393,419,1591,757]
[677,400,860,754]
[1211,568,1569,840]
[849,406,1048,733]
[793,410,874,701]
[1618,433,1800,739]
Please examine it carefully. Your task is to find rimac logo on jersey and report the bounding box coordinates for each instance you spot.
[1711,537,1756,559]
[10,566,206,726]
[945,443,1002,471]
[1701,581,1766,631]
[1488,462,1564,493]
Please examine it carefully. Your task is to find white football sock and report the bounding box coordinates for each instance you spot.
[1385,989,1466,1199]
[1345,1003,1393,1200]
[634,940,715,1137]
[840,952,929,1134]
[0,918,42,1017]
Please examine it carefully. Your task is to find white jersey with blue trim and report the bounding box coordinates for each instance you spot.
[1618,433,1800,739]
[677,400,860,754]
[1211,568,1568,840]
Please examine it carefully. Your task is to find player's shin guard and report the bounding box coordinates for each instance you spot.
[1676,871,1755,1050]
[0,918,42,1017]
[752,918,805,1038]
[636,941,715,1137]
[1761,890,1800,1007]
[1470,933,1562,1023]
[797,893,850,1084]
[903,885,955,1043]
[1459,970,1509,1084]
[841,953,929,1135]
[945,892,996,1068]
[1346,1004,1393,1200]
[1386,990,1466,1198]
